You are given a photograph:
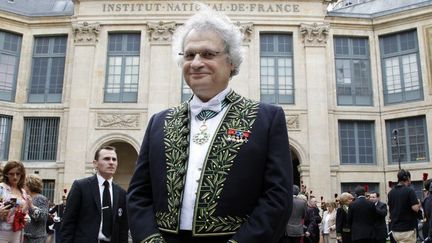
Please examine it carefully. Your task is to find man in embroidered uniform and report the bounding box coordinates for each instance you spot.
[61,146,128,243]
[127,4,293,243]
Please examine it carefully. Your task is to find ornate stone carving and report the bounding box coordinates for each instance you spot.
[72,22,100,45]
[147,21,176,42]
[287,115,300,130]
[235,22,254,42]
[300,23,330,47]
[97,113,140,129]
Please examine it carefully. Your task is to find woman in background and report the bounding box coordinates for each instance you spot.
[23,174,49,243]
[322,201,337,243]
[0,161,29,243]
[336,193,354,243]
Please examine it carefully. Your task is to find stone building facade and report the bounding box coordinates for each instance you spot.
[0,0,431,203]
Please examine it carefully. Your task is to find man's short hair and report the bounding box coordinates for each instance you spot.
[397,169,411,182]
[424,179,432,192]
[370,191,380,198]
[354,185,365,197]
[293,185,300,196]
[94,146,116,160]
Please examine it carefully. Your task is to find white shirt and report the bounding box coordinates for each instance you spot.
[96,173,113,241]
[179,87,231,230]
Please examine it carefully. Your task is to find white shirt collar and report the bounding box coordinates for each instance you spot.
[96,173,113,187]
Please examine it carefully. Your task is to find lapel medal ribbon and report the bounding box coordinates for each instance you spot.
[227,128,251,143]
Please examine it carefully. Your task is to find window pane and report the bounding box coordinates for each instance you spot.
[105,33,141,103]
[334,37,372,106]
[387,116,428,164]
[22,117,59,161]
[0,31,21,101]
[339,120,375,164]
[30,36,66,103]
[260,33,293,104]
[0,115,12,160]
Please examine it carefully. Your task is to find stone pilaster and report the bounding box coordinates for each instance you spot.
[301,22,332,200]
[147,21,178,118]
[63,22,99,187]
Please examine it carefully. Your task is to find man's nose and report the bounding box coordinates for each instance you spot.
[190,54,204,67]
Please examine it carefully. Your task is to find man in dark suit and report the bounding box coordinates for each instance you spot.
[49,195,66,243]
[61,146,128,243]
[369,192,388,243]
[126,4,292,243]
[347,186,376,243]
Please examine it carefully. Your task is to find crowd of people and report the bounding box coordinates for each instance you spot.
[285,169,432,243]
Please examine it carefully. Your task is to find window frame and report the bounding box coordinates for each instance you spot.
[28,35,68,103]
[379,29,423,105]
[338,120,376,165]
[0,115,13,160]
[334,36,373,106]
[104,32,141,103]
[22,117,60,162]
[0,31,22,102]
[260,33,294,104]
[386,115,429,164]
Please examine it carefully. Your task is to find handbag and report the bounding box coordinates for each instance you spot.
[12,208,26,232]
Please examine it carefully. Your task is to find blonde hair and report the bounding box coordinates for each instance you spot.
[25,174,43,194]
[339,192,354,206]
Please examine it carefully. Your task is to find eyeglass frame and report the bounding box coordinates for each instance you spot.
[178,49,226,61]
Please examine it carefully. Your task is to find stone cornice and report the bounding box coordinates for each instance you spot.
[72,21,100,45]
[300,22,330,47]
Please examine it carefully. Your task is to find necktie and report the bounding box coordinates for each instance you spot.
[195,99,230,121]
[102,180,112,238]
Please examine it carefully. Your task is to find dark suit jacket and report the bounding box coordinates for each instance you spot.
[336,206,351,243]
[49,203,65,231]
[374,201,388,240]
[347,197,376,241]
[61,175,128,243]
[127,91,293,243]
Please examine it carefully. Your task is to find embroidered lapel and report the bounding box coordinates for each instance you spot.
[157,101,190,232]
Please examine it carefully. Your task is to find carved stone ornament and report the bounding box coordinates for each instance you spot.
[72,22,101,45]
[147,21,176,42]
[300,23,330,47]
[97,113,140,129]
[235,22,254,42]
[287,115,300,130]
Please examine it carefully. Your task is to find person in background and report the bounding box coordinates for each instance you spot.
[49,195,66,243]
[322,202,337,243]
[23,174,49,243]
[304,196,321,243]
[286,185,307,243]
[347,186,376,243]
[336,192,354,243]
[61,146,128,243]
[0,161,30,243]
[369,192,388,243]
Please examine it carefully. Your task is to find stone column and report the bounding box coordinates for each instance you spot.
[63,22,100,188]
[146,21,177,117]
[299,22,332,199]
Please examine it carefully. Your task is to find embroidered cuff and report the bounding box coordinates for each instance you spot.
[140,233,165,243]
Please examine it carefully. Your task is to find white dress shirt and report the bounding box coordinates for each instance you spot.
[179,87,231,230]
[96,173,113,241]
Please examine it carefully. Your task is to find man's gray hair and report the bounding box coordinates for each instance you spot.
[172,3,243,77]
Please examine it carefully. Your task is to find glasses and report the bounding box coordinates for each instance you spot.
[178,49,224,61]
[7,172,21,177]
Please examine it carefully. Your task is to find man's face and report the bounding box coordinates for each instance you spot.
[369,193,378,203]
[309,198,317,207]
[182,29,234,102]
[93,149,118,180]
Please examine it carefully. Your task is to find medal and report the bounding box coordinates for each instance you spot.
[192,121,210,145]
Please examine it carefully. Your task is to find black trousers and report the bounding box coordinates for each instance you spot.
[161,230,232,243]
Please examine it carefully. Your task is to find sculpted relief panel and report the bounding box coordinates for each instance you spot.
[72,22,101,45]
[97,113,140,129]
[300,23,330,47]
